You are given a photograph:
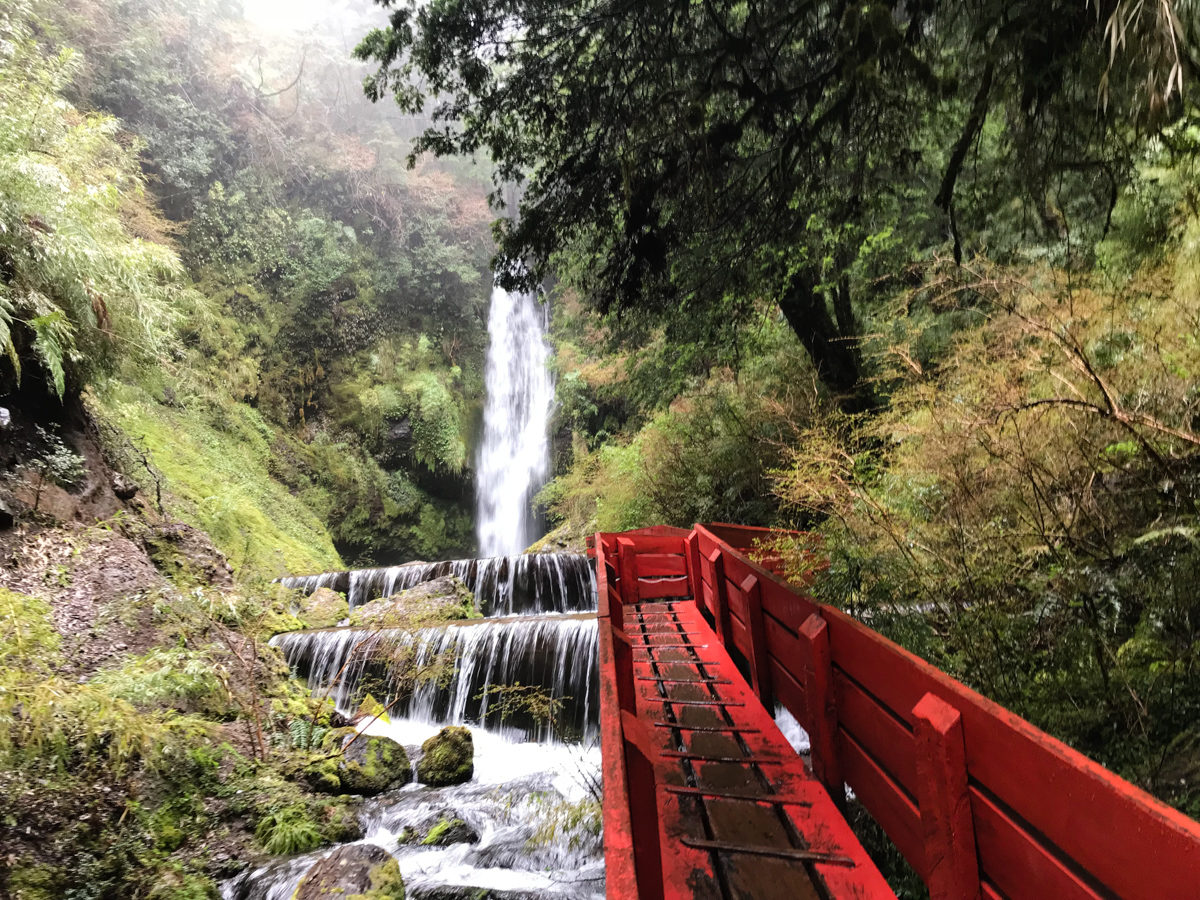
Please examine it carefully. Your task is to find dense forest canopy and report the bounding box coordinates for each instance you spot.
[358,0,1192,410]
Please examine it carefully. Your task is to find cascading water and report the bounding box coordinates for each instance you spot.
[475,284,554,556]
[279,552,595,615]
[272,614,599,743]
[230,282,603,899]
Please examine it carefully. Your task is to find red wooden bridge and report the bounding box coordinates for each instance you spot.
[592,524,1200,900]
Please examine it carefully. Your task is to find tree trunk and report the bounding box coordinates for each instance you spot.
[778,274,873,413]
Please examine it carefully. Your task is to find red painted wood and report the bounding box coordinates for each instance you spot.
[617,537,640,605]
[705,548,732,646]
[833,670,918,797]
[838,729,927,878]
[798,614,843,804]
[633,553,688,577]
[912,693,980,900]
[684,530,702,606]
[635,577,691,600]
[742,574,773,706]
[821,603,1200,899]
[597,609,639,900]
[599,526,1200,900]
[968,786,1104,900]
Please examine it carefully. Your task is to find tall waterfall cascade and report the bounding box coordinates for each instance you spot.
[233,282,604,899]
[475,284,554,556]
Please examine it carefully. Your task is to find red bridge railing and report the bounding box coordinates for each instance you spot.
[592,524,1200,900]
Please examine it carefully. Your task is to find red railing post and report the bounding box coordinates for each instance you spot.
[684,529,702,603]
[742,573,774,708]
[704,548,732,645]
[799,612,844,807]
[617,537,640,605]
[913,692,980,900]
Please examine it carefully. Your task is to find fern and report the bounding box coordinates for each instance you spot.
[288,718,327,750]
[29,308,73,397]
[254,805,323,855]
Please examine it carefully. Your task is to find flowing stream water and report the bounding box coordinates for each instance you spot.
[227,283,601,899]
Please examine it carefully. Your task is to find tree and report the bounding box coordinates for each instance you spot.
[356,0,1183,410]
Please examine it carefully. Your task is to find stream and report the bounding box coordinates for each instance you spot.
[225,283,601,898]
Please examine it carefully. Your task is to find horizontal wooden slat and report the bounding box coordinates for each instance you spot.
[635,553,689,577]
[770,657,807,724]
[838,730,926,879]
[834,669,918,799]
[637,577,691,599]
[970,786,1106,900]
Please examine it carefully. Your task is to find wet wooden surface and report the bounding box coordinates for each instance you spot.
[611,597,893,899]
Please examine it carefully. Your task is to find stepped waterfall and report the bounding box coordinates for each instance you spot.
[227,283,602,899]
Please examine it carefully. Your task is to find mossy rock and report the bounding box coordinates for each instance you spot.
[301,587,350,628]
[421,816,478,846]
[348,575,478,628]
[292,844,405,900]
[306,729,412,796]
[416,726,474,786]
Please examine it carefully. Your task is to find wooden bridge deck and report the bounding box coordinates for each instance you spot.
[594,525,1200,900]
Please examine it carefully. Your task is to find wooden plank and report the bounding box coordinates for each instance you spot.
[834,669,918,797]
[821,605,1200,899]
[798,614,843,803]
[597,619,639,900]
[635,553,689,577]
[913,693,980,900]
[743,574,773,706]
[636,577,691,599]
[969,786,1105,900]
[705,549,732,646]
[839,729,927,879]
[618,534,688,555]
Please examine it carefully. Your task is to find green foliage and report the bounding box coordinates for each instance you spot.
[254,804,324,856]
[542,313,819,533]
[92,648,227,714]
[776,254,1200,814]
[0,2,203,397]
[92,379,343,577]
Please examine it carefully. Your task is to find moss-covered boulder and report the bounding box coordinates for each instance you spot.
[416,726,474,786]
[421,816,478,846]
[348,575,478,628]
[306,729,412,796]
[301,587,350,628]
[293,844,405,900]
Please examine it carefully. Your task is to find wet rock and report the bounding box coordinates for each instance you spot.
[420,816,478,846]
[407,887,540,900]
[307,730,412,796]
[0,499,13,530]
[0,406,10,428]
[349,575,478,627]
[301,587,350,628]
[110,472,139,500]
[293,843,405,900]
[416,726,474,786]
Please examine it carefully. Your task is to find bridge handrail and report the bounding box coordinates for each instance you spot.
[599,524,1200,900]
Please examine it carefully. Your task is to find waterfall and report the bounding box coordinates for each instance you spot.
[475,284,554,556]
[279,552,596,616]
[272,615,598,743]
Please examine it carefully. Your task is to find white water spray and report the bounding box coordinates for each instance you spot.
[476,284,554,556]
